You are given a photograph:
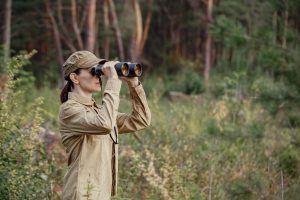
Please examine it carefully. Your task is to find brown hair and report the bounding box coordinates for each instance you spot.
[60,68,82,103]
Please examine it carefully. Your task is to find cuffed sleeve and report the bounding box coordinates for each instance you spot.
[104,78,122,94]
[59,78,122,135]
[116,81,151,134]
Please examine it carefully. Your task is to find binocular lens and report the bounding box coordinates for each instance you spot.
[121,63,129,76]
[134,64,142,76]
[115,63,129,76]
[127,63,143,77]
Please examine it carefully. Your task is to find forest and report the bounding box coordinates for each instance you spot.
[0,0,300,199]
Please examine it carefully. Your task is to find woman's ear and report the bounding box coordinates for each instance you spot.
[69,72,80,85]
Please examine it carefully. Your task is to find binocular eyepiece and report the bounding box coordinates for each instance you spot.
[90,61,143,77]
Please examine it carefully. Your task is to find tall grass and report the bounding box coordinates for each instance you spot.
[1,53,299,199]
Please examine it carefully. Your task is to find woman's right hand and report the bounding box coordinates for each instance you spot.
[101,61,119,79]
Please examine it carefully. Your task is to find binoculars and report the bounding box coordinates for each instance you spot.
[90,61,143,77]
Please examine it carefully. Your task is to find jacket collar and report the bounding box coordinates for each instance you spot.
[68,92,97,107]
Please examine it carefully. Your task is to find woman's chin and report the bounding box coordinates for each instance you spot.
[94,87,101,92]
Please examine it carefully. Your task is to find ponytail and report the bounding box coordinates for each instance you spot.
[60,68,81,104]
[60,80,73,103]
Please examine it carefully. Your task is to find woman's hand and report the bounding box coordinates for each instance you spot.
[101,61,119,79]
[119,76,139,87]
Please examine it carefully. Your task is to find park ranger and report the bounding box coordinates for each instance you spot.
[58,50,151,199]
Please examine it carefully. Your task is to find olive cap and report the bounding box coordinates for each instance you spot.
[63,50,107,79]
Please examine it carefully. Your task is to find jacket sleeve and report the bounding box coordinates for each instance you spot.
[116,81,151,134]
[59,78,122,135]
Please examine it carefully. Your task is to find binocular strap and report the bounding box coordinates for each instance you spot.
[109,125,118,144]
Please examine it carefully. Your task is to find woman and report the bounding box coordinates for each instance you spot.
[58,50,151,200]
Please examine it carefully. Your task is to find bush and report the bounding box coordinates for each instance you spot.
[0,50,53,199]
[167,68,205,95]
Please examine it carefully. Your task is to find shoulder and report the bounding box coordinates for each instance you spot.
[59,99,86,120]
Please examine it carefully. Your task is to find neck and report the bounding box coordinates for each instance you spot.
[72,86,92,99]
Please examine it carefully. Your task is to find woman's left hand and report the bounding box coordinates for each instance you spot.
[119,76,139,87]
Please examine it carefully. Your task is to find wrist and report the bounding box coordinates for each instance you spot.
[127,80,139,87]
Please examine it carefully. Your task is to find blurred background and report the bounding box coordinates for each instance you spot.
[0,0,300,199]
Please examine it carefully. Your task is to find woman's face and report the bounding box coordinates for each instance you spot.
[75,67,101,93]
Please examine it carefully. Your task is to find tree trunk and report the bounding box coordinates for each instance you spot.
[57,0,76,52]
[107,0,125,60]
[3,0,12,60]
[103,0,110,58]
[140,2,153,54]
[282,0,289,49]
[131,0,143,61]
[71,0,84,49]
[86,0,97,52]
[272,11,277,45]
[131,0,153,62]
[204,0,213,82]
[45,0,64,88]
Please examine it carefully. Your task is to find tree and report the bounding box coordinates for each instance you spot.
[45,0,64,87]
[204,0,213,81]
[130,0,153,62]
[3,0,12,60]
[107,0,125,60]
[86,0,97,52]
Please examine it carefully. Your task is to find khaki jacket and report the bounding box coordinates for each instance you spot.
[58,78,151,200]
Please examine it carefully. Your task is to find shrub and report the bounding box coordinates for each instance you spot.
[0,50,53,199]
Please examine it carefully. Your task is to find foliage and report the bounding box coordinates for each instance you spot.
[113,83,300,199]
[0,51,53,199]
[1,0,300,199]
